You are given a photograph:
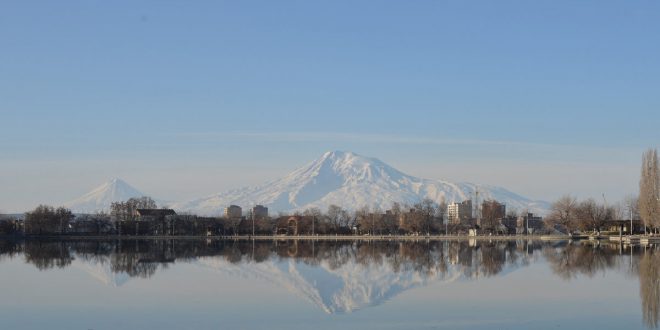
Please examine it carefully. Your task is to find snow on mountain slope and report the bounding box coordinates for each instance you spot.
[64,178,147,213]
[195,255,463,314]
[69,244,537,314]
[71,253,520,314]
[172,151,550,216]
[72,257,130,287]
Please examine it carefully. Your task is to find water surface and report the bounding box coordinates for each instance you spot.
[0,238,657,329]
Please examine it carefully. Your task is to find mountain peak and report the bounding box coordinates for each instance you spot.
[105,177,132,188]
[64,178,146,213]
[319,150,358,162]
[316,150,385,168]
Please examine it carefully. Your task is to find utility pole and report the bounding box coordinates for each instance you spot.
[630,208,633,237]
[526,214,529,235]
[602,193,608,237]
[475,188,481,229]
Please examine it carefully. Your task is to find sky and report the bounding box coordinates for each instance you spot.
[1,1,658,212]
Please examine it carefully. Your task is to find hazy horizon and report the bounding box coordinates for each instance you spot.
[2,1,658,212]
[0,148,645,213]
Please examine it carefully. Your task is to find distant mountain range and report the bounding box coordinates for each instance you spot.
[64,151,550,215]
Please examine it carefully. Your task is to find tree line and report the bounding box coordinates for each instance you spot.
[11,198,449,236]
[544,196,617,234]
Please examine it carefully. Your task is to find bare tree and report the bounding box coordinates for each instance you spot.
[24,205,74,235]
[326,205,353,234]
[355,206,372,234]
[639,148,660,231]
[481,200,505,233]
[399,204,424,234]
[327,205,343,232]
[574,198,613,234]
[419,199,440,234]
[303,207,322,235]
[545,195,578,234]
[110,196,157,222]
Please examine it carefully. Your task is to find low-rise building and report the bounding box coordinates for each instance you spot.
[136,209,177,222]
[516,213,544,234]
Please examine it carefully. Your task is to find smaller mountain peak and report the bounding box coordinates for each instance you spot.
[64,178,146,213]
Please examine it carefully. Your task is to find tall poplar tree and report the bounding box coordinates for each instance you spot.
[639,149,660,231]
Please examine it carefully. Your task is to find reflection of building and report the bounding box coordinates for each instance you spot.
[224,205,242,219]
[252,205,268,219]
[448,200,472,224]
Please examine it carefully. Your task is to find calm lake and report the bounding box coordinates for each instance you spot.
[0,238,658,329]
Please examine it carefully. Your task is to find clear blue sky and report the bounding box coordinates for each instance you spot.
[1,1,658,211]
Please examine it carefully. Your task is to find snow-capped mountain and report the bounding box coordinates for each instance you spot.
[172,151,550,215]
[64,178,147,213]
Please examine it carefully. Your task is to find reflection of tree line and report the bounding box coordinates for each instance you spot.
[542,241,660,329]
[2,239,660,328]
[542,241,620,280]
[0,239,546,279]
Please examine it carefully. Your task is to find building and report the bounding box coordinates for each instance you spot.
[252,205,268,219]
[516,213,544,234]
[136,209,177,222]
[500,216,519,234]
[604,218,644,234]
[448,200,472,224]
[481,200,506,220]
[224,205,242,219]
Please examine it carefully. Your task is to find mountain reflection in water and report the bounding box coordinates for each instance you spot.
[0,238,659,328]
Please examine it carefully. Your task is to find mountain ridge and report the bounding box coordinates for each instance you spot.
[63,151,549,215]
[171,150,550,216]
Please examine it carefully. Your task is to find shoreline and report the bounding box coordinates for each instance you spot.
[4,234,576,241]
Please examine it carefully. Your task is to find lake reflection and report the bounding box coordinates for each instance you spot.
[0,238,658,329]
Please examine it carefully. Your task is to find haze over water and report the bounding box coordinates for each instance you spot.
[0,239,658,330]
